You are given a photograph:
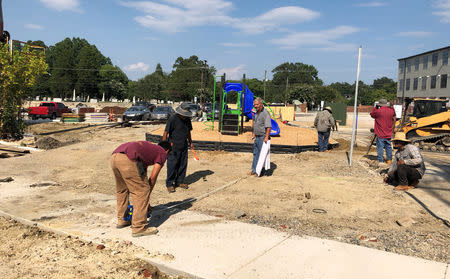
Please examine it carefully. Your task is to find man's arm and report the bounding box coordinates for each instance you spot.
[162,131,168,141]
[370,108,378,118]
[148,163,163,193]
[188,131,194,149]
[404,145,423,166]
[264,127,270,143]
[314,114,319,127]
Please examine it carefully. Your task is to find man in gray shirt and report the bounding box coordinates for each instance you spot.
[314,106,335,152]
[384,132,425,191]
[249,97,271,176]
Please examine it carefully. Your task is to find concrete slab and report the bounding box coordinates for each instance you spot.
[229,234,447,279]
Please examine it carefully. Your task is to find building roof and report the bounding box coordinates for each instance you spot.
[397,46,450,61]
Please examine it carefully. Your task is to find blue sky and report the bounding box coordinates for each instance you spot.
[4,0,450,84]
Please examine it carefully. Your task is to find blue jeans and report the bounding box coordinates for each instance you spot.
[376,137,392,162]
[251,136,264,173]
[166,149,188,187]
[318,131,330,152]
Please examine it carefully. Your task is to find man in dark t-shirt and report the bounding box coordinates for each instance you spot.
[162,103,194,193]
[111,141,170,237]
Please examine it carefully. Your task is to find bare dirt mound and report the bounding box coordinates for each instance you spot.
[35,137,62,150]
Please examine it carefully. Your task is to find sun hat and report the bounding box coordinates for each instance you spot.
[392,132,411,143]
[175,103,194,117]
[324,106,332,112]
[378,99,389,106]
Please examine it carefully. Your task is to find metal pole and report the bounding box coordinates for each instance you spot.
[285,76,289,105]
[400,60,407,126]
[263,70,267,100]
[349,46,362,166]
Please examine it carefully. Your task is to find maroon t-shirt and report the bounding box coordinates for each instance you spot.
[113,141,167,169]
[370,106,396,139]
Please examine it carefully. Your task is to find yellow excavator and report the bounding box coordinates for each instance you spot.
[397,98,450,152]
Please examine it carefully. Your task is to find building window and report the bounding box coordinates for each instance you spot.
[432,53,438,66]
[413,78,418,90]
[431,75,437,89]
[407,60,411,72]
[399,62,404,74]
[443,51,449,66]
[399,79,404,91]
[414,58,419,71]
[406,78,410,90]
[423,56,428,69]
[421,76,427,90]
[441,74,448,89]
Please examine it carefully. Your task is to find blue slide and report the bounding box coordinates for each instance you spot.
[224,83,280,136]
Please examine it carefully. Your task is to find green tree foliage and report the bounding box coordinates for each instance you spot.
[99,65,128,100]
[272,62,322,86]
[127,63,168,101]
[168,56,214,101]
[75,44,110,99]
[329,82,354,99]
[0,44,47,139]
[289,85,344,108]
[38,38,112,99]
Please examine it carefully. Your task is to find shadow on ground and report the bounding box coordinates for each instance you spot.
[149,198,195,227]
[184,170,214,184]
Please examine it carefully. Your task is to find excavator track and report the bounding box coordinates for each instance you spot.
[407,133,450,153]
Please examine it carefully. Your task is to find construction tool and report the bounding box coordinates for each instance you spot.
[191,148,199,161]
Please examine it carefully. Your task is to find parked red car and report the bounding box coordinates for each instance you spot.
[28,102,72,119]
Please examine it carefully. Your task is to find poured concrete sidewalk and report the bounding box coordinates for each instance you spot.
[0,178,448,279]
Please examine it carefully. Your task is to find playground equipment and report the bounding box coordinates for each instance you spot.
[213,74,280,136]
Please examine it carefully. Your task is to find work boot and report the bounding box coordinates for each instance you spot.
[116,220,131,229]
[167,186,175,193]
[178,183,189,189]
[247,171,254,176]
[132,227,158,237]
[385,160,392,165]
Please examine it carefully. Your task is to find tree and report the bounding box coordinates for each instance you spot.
[49,38,77,98]
[0,44,47,139]
[99,65,128,100]
[272,62,322,86]
[329,82,354,99]
[168,56,214,101]
[75,44,111,99]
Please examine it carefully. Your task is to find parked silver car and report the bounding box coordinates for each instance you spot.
[123,106,151,121]
[151,106,175,120]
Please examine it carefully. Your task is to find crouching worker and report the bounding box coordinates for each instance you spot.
[110,141,171,237]
[383,132,425,191]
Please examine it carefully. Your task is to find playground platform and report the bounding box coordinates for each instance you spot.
[146,121,338,154]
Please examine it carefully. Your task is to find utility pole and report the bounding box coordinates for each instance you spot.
[285,76,289,105]
[200,70,204,104]
[263,70,267,100]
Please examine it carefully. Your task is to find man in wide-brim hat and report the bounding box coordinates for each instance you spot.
[383,132,426,191]
[162,103,194,193]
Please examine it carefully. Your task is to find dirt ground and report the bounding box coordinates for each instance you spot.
[0,121,448,278]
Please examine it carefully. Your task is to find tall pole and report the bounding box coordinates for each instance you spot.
[349,46,362,166]
[400,60,407,126]
[263,70,267,100]
[285,76,289,105]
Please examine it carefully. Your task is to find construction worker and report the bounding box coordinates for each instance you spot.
[383,132,425,191]
[249,97,271,176]
[314,106,335,152]
[370,99,396,164]
[162,103,194,193]
[111,140,171,237]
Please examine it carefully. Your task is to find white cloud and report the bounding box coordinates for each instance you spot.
[124,62,150,72]
[120,1,319,34]
[355,2,387,7]
[217,65,246,80]
[396,31,434,37]
[270,25,360,50]
[24,24,44,30]
[220,42,253,47]
[40,0,81,12]
[433,0,450,22]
